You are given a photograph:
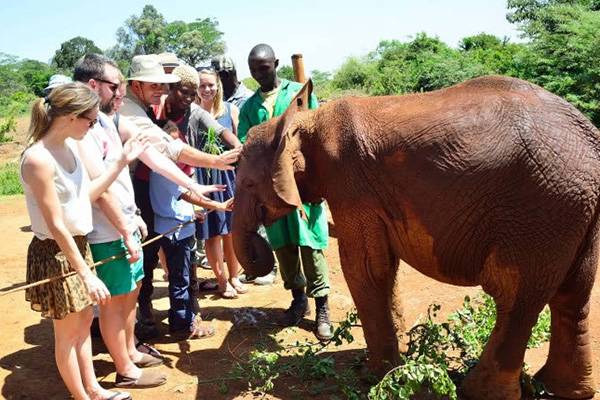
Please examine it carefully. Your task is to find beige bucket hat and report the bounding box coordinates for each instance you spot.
[128,54,180,83]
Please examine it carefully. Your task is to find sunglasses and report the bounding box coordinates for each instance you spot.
[78,114,98,128]
[196,66,215,72]
[95,77,120,93]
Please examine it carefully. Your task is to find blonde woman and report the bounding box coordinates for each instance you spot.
[196,68,245,298]
[20,82,147,400]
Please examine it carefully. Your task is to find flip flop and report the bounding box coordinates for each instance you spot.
[219,282,238,299]
[106,391,131,400]
[229,277,248,294]
[188,325,216,340]
[115,370,167,388]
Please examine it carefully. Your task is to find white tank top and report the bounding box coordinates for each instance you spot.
[20,138,93,240]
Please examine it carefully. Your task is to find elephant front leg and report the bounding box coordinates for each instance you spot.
[337,221,403,377]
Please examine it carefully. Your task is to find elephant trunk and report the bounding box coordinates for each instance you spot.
[232,208,275,278]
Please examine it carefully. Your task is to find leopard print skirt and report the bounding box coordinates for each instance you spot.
[26,235,93,320]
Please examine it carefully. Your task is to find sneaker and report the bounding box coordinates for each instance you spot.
[253,268,278,286]
[238,274,256,283]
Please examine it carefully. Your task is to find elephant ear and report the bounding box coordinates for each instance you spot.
[271,80,313,221]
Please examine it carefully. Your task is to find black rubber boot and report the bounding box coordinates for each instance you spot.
[277,288,311,327]
[315,296,333,341]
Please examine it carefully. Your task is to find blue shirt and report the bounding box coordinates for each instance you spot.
[149,171,195,240]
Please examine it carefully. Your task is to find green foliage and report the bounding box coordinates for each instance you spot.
[115,5,168,59]
[332,56,371,91]
[210,294,551,399]
[509,2,600,124]
[0,163,23,196]
[201,126,222,182]
[0,114,17,142]
[112,5,226,68]
[226,309,363,398]
[167,18,225,66]
[52,37,102,72]
[242,77,259,91]
[369,294,551,399]
[278,65,294,81]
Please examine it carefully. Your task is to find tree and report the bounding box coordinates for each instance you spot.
[506,1,600,124]
[278,65,294,81]
[166,18,226,66]
[115,5,168,61]
[111,5,226,68]
[53,37,102,72]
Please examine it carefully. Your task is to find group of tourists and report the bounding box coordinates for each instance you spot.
[21,43,333,400]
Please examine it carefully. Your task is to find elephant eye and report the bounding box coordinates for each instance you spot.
[244,179,255,190]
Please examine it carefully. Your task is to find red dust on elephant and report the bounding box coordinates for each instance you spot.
[233,76,599,400]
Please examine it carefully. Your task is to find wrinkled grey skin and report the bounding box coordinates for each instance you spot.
[233,76,600,399]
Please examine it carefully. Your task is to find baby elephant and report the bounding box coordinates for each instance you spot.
[233,76,599,399]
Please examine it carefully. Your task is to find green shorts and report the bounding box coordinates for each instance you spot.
[90,232,144,297]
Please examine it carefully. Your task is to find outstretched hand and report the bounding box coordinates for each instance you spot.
[215,148,241,171]
[121,133,151,163]
[224,197,234,211]
[190,182,226,201]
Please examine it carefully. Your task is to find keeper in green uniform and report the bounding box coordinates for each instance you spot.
[238,43,332,341]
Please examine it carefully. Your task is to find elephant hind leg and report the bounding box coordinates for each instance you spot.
[462,252,550,400]
[535,238,598,398]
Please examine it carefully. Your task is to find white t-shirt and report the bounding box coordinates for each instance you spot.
[80,112,137,244]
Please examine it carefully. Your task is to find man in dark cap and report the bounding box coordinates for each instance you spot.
[211,55,254,108]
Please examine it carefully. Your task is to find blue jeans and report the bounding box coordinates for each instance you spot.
[160,234,195,333]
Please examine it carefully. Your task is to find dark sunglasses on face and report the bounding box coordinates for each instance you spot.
[78,114,98,128]
[95,77,120,93]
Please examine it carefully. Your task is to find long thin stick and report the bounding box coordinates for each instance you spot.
[0,210,212,297]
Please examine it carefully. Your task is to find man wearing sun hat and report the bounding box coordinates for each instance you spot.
[120,54,241,329]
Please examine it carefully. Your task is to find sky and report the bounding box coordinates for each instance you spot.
[0,0,522,79]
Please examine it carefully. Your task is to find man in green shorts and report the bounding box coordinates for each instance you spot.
[74,54,166,388]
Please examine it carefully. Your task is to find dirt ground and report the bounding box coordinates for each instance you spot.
[2,195,600,400]
[1,116,600,399]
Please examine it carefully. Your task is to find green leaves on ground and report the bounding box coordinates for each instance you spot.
[209,293,551,399]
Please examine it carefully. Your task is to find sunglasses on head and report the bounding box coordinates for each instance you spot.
[94,77,120,93]
[78,114,98,128]
[196,66,215,72]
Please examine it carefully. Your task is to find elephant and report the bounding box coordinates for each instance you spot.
[232,75,599,400]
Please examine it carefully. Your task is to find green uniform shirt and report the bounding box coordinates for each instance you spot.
[238,79,328,250]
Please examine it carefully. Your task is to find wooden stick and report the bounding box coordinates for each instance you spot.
[0,210,212,297]
[291,54,306,84]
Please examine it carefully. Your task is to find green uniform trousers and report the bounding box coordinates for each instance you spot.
[274,243,330,298]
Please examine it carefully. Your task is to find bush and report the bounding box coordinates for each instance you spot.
[0,114,17,142]
[0,163,23,196]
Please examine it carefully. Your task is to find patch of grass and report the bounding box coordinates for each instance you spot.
[0,162,23,196]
